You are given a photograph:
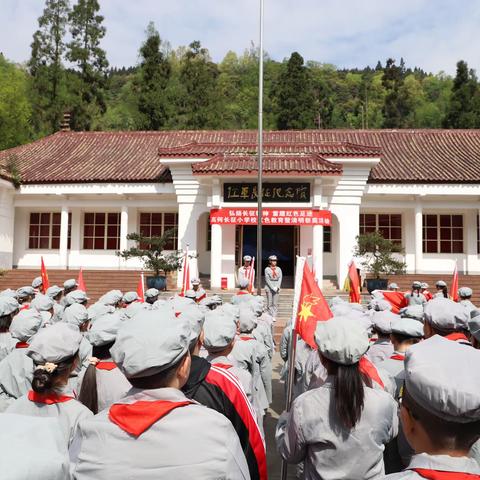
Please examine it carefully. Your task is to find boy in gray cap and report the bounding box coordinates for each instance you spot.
[388,283,399,291]
[61,279,78,306]
[0,296,19,361]
[458,286,476,315]
[191,278,207,303]
[264,254,282,318]
[366,311,396,364]
[16,286,35,308]
[31,276,44,295]
[384,336,480,478]
[232,278,254,305]
[468,309,480,349]
[71,309,251,479]
[144,287,159,306]
[238,255,254,291]
[405,282,427,307]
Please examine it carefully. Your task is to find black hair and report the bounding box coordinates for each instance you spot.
[78,342,115,414]
[323,356,366,430]
[402,387,480,452]
[0,313,15,332]
[438,286,448,298]
[129,352,188,390]
[373,327,390,338]
[32,353,78,394]
[390,333,422,345]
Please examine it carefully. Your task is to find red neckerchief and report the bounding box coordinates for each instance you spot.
[214,363,233,369]
[96,361,117,371]
[109,400,192,437]
[196,292,206,303]
[359,356,385,389]
[271,266,277,278]
[445,332,469,342]
[28,390,74,405]
[15,341,29,349]
[20,305,30,311]
[237,291,249,295]
[412,468,480,479]
[240,336,255,341]
[369,337,377,343]
[390,354,405,361]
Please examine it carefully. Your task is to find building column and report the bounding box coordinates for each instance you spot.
[465,210,477,274]
[59,205,69,269]
[0,186,15,269]
[414,200,423,274]
[119,205,129,268]
[313,225,324,287]
[210,223,222,288]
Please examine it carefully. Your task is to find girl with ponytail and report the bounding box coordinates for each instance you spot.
[277,316,398,479]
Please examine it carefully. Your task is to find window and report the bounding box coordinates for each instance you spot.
[206,216,212,251]
[323,226,332,253]
[423,214,463,254]
[29,212,71,249]
[359,213,402,244]
[83,213,121,250]
[139,212,178,250]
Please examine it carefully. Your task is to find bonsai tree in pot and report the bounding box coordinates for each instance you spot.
[117,228,183,291]
[353,231,407,293]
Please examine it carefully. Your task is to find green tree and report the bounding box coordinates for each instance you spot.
[382,58,409,128]
[443,60,480,128]
[66,0,109,130]
[135,22,172,130]
[29,0,70,134]
[276,52,315,129]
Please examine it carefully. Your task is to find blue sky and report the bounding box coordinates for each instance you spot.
[1,0,479,74]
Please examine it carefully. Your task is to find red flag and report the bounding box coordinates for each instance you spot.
[295,262,333,349]
[136,273,145,302]
[40,257,50,291]
[380,291,408,314]
[180,248,190,296]
[348,261,361,304]
[450,263,459,302]
[77,268,86,293]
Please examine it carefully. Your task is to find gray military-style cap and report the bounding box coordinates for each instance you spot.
[268,255,277,261]
[63,279,78,290]
[435,280,447,288]
[191,278,200,286]
[0,297,19,316]
[31,294,55,312]
[203,310,237,352]
[388,283,399,290]
[99,290,123,306]
[405,335,480,423]
[27,323,82,365]
[144,288,159,299]
[424,297,469,332]
[63,303,89,327]
[65,290,89,306]
[372,312,394,334]
[87,311,123,347]
[420,282,429,289]
[10,309,43,342]
[238,305,257,332]
[17,286,35,299]
[122,291,139,304]
[400,305,424,322]
[243,255,252,262]
[391,317,424,338]
[412,281,422,289]
[184,289,197,300]
[178,305,205,345]
[32,276,43,289]
[111,309,191,379]
[238,278,249,289]
[46,285,63,299]
[458,286,473,298]
[469,309,480,342]
[0,288,18,299]
[369,298,392,312]
[314,316,369,365]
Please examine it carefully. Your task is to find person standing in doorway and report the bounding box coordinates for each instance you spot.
[238,255,255,291]
[265,255,282,319]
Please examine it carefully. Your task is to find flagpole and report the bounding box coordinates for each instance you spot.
[280,255,306,480]
[256,0,264,296]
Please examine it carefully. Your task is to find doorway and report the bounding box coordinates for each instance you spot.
[238,225,298,276]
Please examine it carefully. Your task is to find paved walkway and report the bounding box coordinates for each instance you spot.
[264,352,297,479]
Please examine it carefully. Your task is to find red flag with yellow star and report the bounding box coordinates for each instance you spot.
[295,262,333,349]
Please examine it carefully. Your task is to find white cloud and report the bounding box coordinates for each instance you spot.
[0,0,479,74]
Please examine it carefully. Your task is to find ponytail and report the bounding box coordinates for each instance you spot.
[332,362,366,429]
[442,286,448,298]
[32,355,77,394]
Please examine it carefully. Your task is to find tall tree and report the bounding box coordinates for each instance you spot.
[29,0,70,134]
[135,22,172,130]
[66,0,109,130]
[382,58,411,128]
[443,60,480,128]
[276,52,315,129]
[176,41,220,129]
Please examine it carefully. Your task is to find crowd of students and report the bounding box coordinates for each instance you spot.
[0,275,478,479]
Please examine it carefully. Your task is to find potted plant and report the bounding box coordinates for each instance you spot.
[117,229,183,291]
[353,231,407,293]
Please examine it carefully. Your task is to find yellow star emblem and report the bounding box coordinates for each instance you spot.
[298,302,314,324]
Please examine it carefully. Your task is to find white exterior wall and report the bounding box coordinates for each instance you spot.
[0,182,16,269]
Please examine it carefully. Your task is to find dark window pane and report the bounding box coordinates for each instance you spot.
[378,214,390,227]
[106,237,118,250]
[152,213,162,224]
[28,237,37,249]
[94,237,104,249]
[378,227,389,239]
[452,215,463,227]
[51,237,60,249]
[51,225,60,236]
[390,214,401,227]
[39,237,49,249]
[84,225,94,236]
[40,213,50,224]
[29,225,39,237]
[364,214,376,227]
[426,241,438,253]
[391,228,402,240]
[67,238,71,249]
[151,225,162,236]
[425,215,437,227]
[164,240,174,250]
[164,213,176,225]
[107,213,119,224]
[52,213,61,224]
[95,225,105,237]
[426,228,437,240]
[452,241,463,253]
[140,213,150,224]
[30,213,39,224]
[452,228,463,240]
[439,215,451,227]
[440,241,451,253]
[96,213,105,224]
[440,228,451,240]
[84,213,94,224]
[83,238,93,249]
[40,225,50,236]
[107,225,118,237]
[139,225,150,236]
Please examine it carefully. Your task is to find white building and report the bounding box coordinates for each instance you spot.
[0,128,479,288]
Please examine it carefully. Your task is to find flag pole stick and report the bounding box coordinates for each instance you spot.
[256,0,264,296]
[280,255,306,480]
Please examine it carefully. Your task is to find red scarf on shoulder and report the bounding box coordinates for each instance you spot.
[412,468,480,479]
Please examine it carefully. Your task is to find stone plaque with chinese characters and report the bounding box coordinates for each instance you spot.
[223,182,310,203]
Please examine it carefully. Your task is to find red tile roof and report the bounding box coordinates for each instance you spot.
[192,154,342,176]
[1,129,480,184]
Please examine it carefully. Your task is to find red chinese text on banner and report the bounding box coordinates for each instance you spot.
[210,208,331,226]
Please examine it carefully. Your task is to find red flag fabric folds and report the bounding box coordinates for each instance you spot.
[380,291,408,314]
[77,268,87,294]
[40,257,50,291]
[450,263,459,302]
[136,273,145,302]
[348,261,361,304]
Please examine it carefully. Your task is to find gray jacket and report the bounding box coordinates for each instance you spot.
[264,266,282,292]
[276,376,398,480]
[71,387,250,479]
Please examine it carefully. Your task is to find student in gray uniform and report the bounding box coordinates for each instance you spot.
[46,285,65,323]
[423,297,471,345]
[71,309,250,479]
[264,255,282,318]
[458,286,476,315]
[404,282,427,306]
[232,279,255,305]
[378,317,423,399]
[276,316,398,479]
[0,296,19,362]
[6,322,93,446]
[16,286,35,308]
[238,255,254,288]
[367,311,396,363]
[434,280,448,298]
[144,287,159,306]
[78,312,131,413]
[32,276,44,295]
[191,278,207,303]
[469,309,480,349]
[388,283,399,291]
[384,336,480,478]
